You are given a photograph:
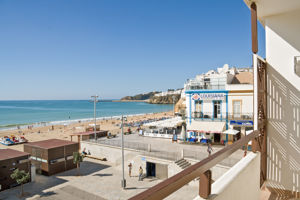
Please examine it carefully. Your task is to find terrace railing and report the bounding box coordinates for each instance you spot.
[192,112,253,121]
[129,130,261,200]
[253,54,267,186]
[228,112,253,120]
[192,112,226,121]
[129,54,267,200]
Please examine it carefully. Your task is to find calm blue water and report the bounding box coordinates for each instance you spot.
[0,100,172,129]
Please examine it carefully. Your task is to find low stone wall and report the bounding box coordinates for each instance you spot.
[81,141,233,184]
[81,141,139,165]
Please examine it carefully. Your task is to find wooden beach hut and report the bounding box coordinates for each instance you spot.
[24,139,79,176]
[0,149,30,191]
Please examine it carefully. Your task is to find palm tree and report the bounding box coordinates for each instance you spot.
[10,169,30,197]
[73,152,84,176]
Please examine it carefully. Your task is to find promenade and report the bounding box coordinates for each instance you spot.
[0,158,198,200]
[0,133,246,200]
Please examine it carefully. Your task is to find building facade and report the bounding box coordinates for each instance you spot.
[24,139,79,176]
[185,65,253,144]
[0,149,30,192]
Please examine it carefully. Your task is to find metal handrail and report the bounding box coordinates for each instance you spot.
[129,130,259,200]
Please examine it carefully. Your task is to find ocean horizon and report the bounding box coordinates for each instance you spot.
[0,100,173,130]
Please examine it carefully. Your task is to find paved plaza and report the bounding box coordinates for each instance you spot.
[0,157,199,200]
[0,135,246,200]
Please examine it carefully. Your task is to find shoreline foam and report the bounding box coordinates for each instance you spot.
[0,111,171,132]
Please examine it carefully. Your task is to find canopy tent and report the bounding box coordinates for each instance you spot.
[187,121,226,133]
[143,117,183,128]
[223,129,240,135]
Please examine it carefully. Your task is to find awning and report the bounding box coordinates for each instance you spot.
[143,117,184,128]
[187,121,225,133]
[223,129,240,135]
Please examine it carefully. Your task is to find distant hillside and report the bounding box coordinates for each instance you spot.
[121,92,159,101]
[120,91,181,104]
[148,94,181,104]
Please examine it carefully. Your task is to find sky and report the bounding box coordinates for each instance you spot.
[0,0,265,100]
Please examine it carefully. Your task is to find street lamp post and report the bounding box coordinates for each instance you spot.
[90,95,99,141]
[121,115,127,189]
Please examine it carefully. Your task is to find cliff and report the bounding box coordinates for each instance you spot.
[174,97,186,114]
[121,91,183,105]
[148,94,181,104]
[121,92,158,101]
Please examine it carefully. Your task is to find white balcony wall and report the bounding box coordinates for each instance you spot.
[264,9,300,193]
[194,152,260,200]
[265,9,300,90]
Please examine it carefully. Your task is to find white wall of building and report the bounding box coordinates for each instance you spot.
[266,9,300,90]
[227,93,253,114]
[226,84,253,91]
[264,9,300,192]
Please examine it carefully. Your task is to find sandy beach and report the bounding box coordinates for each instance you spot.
[0,111,173,152]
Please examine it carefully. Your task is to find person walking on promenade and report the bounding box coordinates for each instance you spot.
[138,166,143,181]
[128,163,132,177]
[207,143,213,156]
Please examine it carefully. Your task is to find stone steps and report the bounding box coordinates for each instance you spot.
[175,158,192,169]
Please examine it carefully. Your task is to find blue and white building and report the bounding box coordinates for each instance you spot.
[184,64,254,144]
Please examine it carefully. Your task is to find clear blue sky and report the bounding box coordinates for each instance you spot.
[0,0,265,100]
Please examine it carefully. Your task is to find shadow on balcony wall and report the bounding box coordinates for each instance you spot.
[266,64,300,198]
[267,9,300,53]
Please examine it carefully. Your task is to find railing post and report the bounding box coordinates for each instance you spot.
[148,144,151,152]
[199,170,212,199]
[253,54,267,186]
[181,149,184,159]
[251,2,258,54]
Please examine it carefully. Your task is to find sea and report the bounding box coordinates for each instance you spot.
[0,100,173,131]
